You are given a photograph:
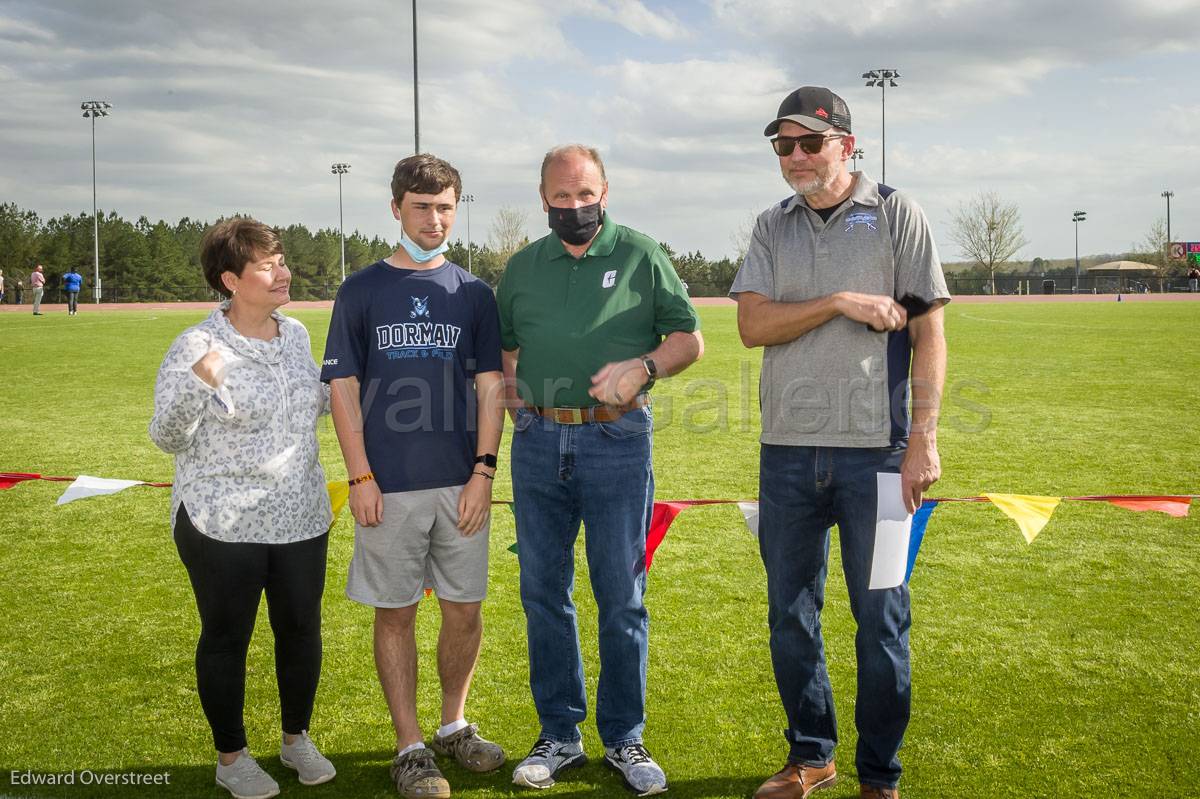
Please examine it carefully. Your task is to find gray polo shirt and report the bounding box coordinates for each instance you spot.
[730,173,949,448]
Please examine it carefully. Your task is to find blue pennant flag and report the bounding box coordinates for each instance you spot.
[905,500,939,583]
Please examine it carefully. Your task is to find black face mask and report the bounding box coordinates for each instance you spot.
[547,201,603,246]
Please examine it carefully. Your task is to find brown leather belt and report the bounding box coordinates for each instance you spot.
[530,394,650,425]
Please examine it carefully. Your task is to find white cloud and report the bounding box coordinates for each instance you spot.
[576,0,689,40]
[0,0,1197,262]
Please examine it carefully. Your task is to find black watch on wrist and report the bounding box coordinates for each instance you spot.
[474,454,498,469]
[640,356,657,391]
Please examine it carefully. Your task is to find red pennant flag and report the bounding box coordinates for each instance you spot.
[645,500,729,569]
[646,501,689,570]
[1103,496,1191,517]
[0,472,41,490]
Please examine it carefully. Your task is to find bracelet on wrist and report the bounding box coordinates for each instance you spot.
[348,472,375,486]
[472,471,494,481]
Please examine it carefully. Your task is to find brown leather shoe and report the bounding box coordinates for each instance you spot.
[753,761,837,799]
[859,784,899,799]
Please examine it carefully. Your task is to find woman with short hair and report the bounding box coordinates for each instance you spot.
[150,217,336,799]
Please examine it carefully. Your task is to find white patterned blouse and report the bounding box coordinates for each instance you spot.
[149,303,333,544]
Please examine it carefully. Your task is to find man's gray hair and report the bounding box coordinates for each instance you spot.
[540,144,607,189]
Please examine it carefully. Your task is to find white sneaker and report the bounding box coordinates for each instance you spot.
[215,749,280,799]
[280,730,337,786]
[512,738,587,789]
[604,743,667,796]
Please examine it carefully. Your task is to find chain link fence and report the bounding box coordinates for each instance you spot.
[945,274,1196,296]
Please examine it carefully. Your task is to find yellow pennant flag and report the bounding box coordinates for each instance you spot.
[327,480,350,519]
[983,493,1062,543]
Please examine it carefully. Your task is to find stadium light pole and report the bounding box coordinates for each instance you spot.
[412,0,420,154]
[461,193,475,274]
[81,100,111,303]
[851,148,864,171]
[1072,210,1087,292]
[1162,190,1174,245]
[331,163,351,283]
[862,69,899,183]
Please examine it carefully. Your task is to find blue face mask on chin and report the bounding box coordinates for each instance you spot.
[398,234,449,264]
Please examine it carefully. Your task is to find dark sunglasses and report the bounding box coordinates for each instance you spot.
[771,134,846,157]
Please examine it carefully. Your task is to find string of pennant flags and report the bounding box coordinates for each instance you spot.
[2,472,1193,585]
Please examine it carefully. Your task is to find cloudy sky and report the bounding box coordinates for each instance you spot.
[2,0,1198,263]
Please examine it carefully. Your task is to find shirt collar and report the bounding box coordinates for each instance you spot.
[782,172,883,215]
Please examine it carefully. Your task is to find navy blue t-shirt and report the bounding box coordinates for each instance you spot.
[321,259,502,493]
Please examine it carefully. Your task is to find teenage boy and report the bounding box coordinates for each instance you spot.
[322,154,506,799]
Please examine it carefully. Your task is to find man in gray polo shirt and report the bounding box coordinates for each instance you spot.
[731,86,949,799]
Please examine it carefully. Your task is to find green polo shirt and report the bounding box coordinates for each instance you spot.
[497,213,699,408]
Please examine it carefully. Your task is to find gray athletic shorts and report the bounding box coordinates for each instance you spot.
[346,485,490,608]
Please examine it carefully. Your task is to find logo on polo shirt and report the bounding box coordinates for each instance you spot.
[602,270,617,288]
[410,296,430,319]
[845,212,878,232]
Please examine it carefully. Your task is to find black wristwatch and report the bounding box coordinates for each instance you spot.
[474,454,498,469]
[640,356,657,391]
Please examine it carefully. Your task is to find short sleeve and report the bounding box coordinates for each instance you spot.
[729,212,776,299]
[473,283,503,374]
[496,260,518,351]
[651,247,699,336]
[887,193,950,305]
[320,280,367,382]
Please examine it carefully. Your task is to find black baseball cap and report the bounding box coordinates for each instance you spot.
[764,86,852,136]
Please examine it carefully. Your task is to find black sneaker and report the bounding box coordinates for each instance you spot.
[511,738,587,789]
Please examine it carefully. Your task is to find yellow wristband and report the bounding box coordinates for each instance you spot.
[348,472,375,486]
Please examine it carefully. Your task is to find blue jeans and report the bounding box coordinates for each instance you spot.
[759,444,911,789]
[510,406,654,748]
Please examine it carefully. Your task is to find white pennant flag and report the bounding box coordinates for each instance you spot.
[56,475,143,505]
[738,501,760,537]
[868,473,913,590]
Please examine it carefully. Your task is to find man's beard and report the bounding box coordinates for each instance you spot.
[782,163,837,196]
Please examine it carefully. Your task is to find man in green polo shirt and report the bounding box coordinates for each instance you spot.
[497,143,702,796]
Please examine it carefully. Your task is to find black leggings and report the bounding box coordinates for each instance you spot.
[173,504,328,753]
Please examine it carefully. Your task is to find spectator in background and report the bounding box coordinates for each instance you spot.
[0,269,5,305]
[15,280,24,305]
[1188,264,1199,292]
[30,265,45,315]
[63,265,84,315]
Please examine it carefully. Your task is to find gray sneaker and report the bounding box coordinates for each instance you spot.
[390,747,450,799]
[431,722,506,772]
[280,731,336,785]
[604,743,667,796]
[512,738,587,789]
[215,749,280,799]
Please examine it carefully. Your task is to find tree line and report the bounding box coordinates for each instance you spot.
[946,191,1186,293]
[0,202,741,302]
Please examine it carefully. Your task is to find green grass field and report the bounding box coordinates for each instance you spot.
[1,302,1198,798]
